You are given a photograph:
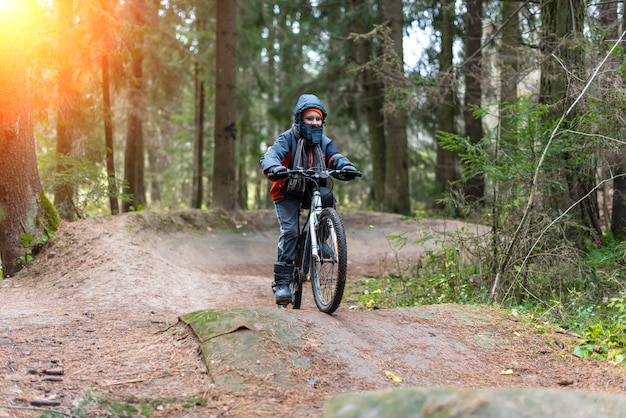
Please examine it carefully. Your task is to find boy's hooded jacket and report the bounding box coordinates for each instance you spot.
[260,94,353,201]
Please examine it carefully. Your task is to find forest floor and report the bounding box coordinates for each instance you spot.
[0,209,625,417]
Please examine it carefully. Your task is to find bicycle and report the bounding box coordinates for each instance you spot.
[271,167,361,314]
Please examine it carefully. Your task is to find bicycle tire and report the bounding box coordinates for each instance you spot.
[292,229,309,309]
[291,272,302,309]
[310,208,347,314]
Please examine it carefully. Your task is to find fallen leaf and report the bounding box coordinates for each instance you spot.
[384,370,403,382]
[500,369,514,375]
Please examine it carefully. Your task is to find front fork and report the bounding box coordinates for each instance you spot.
[308,189,338,263]
[309,190,322,262]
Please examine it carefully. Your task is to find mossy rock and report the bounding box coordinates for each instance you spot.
[180,308,310,391]
[324,386,626,418]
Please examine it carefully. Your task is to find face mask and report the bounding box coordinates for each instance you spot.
[299,123,323,145]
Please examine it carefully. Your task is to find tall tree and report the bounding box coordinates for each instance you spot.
[236,1,266,210]
[352,0,386,211]
[100,0,119,215]
[212,0,238,212]
[54,0,79,220]
[382,0,410,215]
[540,0,601,242]
[602,0,626,238]
[0,2,59,276]
[463,0,484,203]
[191,3,208,209]
[122,0,147,212]
[499,0,520,114]
[102,52,119,215]
[435,0,458,212]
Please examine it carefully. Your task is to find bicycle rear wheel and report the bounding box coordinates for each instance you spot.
[310,208,347,314]
[290,271,302,309]
[292,229,310,309]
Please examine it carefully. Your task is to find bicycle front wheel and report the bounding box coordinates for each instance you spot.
[310,208,347,314]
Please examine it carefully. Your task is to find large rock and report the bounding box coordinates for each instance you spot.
[324,386,626,418]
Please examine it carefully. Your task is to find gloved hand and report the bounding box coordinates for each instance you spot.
[268,165,288,180]
[335,164,359,181]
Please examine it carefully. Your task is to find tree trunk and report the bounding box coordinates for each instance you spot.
[191,7,207,209]
[353,0,386,212]
[192,60,206,209]
[212,0,238,212]
[499,0,521,165]
[435,0,458,212]
[147,147,162,203]
[237,141,248,210]
[102,54,119,215]
[122,0,146,212]
[0,6,59,276]
[599,0,626,238]
[500,1,520,112]
[463,0,484,203]
[612,173,626,239]
[540,0,601,242]
[382,0,410,215]
[54,0,78,221]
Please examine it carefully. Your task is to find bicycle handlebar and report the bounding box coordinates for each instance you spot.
[269,167,362,181]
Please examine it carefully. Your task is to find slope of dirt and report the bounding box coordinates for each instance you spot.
[0,210,624,417]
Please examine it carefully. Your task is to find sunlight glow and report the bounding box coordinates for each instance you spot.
[0,1,35,40]
[0,0,25,29]
[0,0,23,17]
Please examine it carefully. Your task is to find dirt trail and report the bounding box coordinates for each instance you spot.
[0,210,624,417]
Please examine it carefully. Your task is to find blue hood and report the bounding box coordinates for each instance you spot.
[293,94,327,123]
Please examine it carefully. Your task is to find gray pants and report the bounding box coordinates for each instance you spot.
[274,197,301,263]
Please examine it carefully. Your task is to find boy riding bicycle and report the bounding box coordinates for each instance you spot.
[260,94,359,306]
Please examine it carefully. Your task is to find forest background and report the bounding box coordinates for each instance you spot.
[1,0,626,363]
